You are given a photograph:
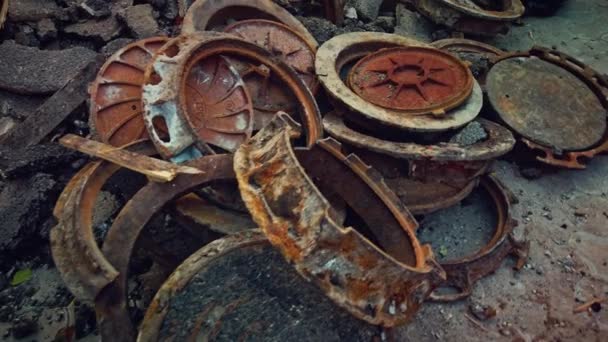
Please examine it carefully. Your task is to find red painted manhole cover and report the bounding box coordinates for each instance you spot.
[224,19,317,129]
[89,37,169,146]
[348,47,474,115]
[182,54,254,152]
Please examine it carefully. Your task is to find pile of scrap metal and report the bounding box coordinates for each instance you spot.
[49,0,608,340]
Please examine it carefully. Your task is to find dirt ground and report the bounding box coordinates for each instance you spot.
[398,1,608,340]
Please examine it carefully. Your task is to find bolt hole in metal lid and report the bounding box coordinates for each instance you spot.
[348,46,474,116]
[486,54,607,152]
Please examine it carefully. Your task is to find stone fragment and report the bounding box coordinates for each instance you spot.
[14,24,39,47]
[0,144,79,179]
[63,15,123,42]
[118,4,160,39]
[8,0,62,22]
[346,0,383,22]
[394,3,434,42]
[0,173,59,258]
[450,121,488,146]
[80,0,112,18]
[101,38,135,56]
[0,40,97,95]
[35,18,58,42]
[0,90,46,120]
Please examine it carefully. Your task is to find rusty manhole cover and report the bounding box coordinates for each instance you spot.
[486,52,607,152]
[182,54,254,152]
[348,47,474,115]
[89,37,169,146]
[224,19,317,91]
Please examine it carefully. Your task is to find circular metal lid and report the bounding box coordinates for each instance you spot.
[348,47,474,115]
[224,19,317,92]
[89,37,169,146]
[182,54,254,152]
[487,56,607,151]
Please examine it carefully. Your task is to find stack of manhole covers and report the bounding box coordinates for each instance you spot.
[485,46,608,169]
[50,0,546,340]
[405,0,525,36]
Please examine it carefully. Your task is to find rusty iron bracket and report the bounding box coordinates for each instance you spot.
[59,134,203,182]
[316,32,482,132]
[234,112,446,327]
[488,46,608,169]
[429,175,529,302]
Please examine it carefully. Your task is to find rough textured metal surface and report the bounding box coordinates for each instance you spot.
[95,154,235,341]
[182,54,254,152]
[224,19,317,92]
[182,0,317,48]
[407,0,524,36]
[89,37,169,147]
[432,38,504,89]
[223,19,318,129]
[487,47,608,169]
[138,231,381,341]
[323,111,515,161]
[59,134,203,182]
[348,147,484,215]
[316,32,481,132]
[348,47,473,115]
[51,141,156,303]
[142,33,322,161]
[427,176,529,302]
[234,112,445,327]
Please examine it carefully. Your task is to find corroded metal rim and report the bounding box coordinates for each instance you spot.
[404,178,477,215]
[142,33,322,161]
[316,32,481,132]
[50,141,156,304]
[489,46,608,169]
[234,112,445,327]
[89,37,169,146]
[95,154,235,341]
[223,19,319,94]
[428,175,529,302]
[323,111,515,161]
[436,0,525,20]
[137,230,269,341]
[431,38,505,56]
[347,46,474,115]
[181,0,317,48]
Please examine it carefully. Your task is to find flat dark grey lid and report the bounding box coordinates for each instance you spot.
[486,57,606,151]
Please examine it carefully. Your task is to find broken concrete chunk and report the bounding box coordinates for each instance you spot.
[8,0,62,22]
[36,18,58,42]
[63,15,123,42]
[0,144,79,180]
[101,38,135,56]
[80,0,112,18]
[346,0,383,22]
[450,121,488,146]
[0,89,47,121]
[0,173,59,255]
[118,4,160,39]
[394,3,434,43]
[0,41,97,95]
[14,24,39,47]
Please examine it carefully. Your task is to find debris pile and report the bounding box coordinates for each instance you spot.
[0,0,606,340]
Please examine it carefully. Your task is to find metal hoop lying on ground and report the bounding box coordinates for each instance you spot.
[427,176,529,302]
[234,113,445,327]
